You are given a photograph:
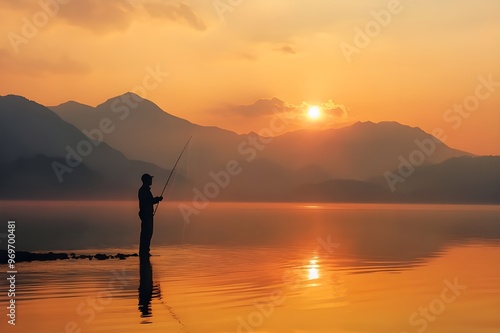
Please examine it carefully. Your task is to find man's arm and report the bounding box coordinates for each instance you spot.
[153,196,163,204]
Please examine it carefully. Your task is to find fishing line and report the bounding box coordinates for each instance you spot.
[159,296,190,332]
[154,136,192,216]
[151,267,191,332]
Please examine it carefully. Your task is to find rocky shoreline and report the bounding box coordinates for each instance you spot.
[0,250,138,264]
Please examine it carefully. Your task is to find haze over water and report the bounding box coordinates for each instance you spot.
[2,201,499,333]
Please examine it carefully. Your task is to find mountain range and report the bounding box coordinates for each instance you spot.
[0,95,170,199]
[0,93,498,203]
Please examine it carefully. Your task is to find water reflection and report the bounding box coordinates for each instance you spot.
[138,255,161,323]
[5,202,500,333]
[7,202,500,270]
[307,257,319,280]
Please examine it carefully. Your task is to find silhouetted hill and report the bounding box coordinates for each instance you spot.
[0,95,171,199]
[3,93,497,203]
[375,156,500,204]
[0,155,102,199]
[52,95,473,191]
[52,93,243,184]
[261,121,472,180]
[295,156,500,204]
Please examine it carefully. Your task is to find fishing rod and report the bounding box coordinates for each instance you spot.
[153,136,192,216]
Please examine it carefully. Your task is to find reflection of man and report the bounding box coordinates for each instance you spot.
[138,174,163,256]
[138,255,153,319]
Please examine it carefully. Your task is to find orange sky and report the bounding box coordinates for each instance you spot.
[1,0,499,155]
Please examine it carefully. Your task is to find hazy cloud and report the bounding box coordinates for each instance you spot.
[0,0,207,34]
[0,0,135,33]
[276,100,351,127]
[216,97,350,125]
[143,1,207,31]
[218,98,292,118]
[275,45,296,55]
[320,100,350,121]
[59,0,134,33]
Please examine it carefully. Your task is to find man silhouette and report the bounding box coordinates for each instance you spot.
[138,173,163,256]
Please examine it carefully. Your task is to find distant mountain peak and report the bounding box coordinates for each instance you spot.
[53,100,92,108]
[98,92,145,106]
[353,120,376,126]
[0,94,51,114]
[353,120,411,128]
[95,92,182,121]
[1,94,32,104]
[50,100,95,113]
[123,91,144,100]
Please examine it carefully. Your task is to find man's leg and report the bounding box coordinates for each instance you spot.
[148,217,154,253]
[140,215,153,255]
[139,219,146,255]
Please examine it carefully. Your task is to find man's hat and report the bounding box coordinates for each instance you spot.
[141,173,153,182]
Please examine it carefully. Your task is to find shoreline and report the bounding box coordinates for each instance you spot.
[0,250,138,264]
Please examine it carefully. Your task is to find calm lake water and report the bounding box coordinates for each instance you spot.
[1,202,500,333]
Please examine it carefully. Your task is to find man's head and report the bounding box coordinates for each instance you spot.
[141,173,153,186]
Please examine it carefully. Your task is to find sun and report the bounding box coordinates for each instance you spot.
[308,106,321,119]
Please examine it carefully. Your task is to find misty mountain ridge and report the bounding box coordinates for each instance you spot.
[0,94,173,199]
[52,92,241,179]
[1,93,498,203]
[51,92,469,181]
[295,155,500,204]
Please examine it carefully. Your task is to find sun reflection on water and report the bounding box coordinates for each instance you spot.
[307,257,320,285]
